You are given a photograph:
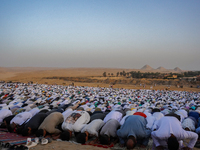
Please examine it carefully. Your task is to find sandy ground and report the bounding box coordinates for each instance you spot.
[0,67,199,92]
[28,139,200,150]
[29,141,108,150]
[28,139,153,150]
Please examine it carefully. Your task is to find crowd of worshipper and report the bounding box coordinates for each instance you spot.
[0,82,200,150]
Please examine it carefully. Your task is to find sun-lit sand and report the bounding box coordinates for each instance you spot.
[0,67,199,92]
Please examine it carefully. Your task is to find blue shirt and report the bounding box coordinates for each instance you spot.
[117,115,151,146]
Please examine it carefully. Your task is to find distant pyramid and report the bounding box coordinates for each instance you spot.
[141,65,154,70]
[157,66,166,71]
[174,67,182,72]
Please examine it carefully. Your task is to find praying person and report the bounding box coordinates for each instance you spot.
[60,109,90,141]
[8,111,32,133]
[99,119,120,145]
[21,113,47,136]
[117,115,151,149]
[76,119,104,144]
[36,112,64,138]
[0,109,12,127]
[151,116,198,150]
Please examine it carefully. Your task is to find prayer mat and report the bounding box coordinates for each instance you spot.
[0,130,34,145]
[83,143,114,148]
[0,128,8,132]
[83,139,115,148]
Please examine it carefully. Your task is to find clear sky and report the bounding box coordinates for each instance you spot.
[0,0,200,70]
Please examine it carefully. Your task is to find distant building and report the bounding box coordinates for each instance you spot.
[167,75,177,79]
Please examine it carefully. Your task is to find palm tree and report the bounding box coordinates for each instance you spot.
[103,72,106,77]
[116,72,119,77]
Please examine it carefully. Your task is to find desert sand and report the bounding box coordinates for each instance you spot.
[28,138,154,150]
[0,67,199,92]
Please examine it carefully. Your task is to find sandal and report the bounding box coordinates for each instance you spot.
[4,142,11,148]
[47,138,52,143]
[35,137,39,144]
[25,141,37,148]
[41,138,48,145]
[0,141,3,147]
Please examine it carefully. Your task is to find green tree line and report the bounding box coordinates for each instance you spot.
[103,71,200,79]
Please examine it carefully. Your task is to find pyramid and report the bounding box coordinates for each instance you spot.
[174,67,182,72]
[141,65,154,70]
[156,66,166,71]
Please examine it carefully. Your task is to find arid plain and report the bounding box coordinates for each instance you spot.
[0,67,199,92]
